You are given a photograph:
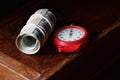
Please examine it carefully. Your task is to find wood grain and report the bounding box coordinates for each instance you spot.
[0,52,40,80]
[0,0,120,80]
[96,18,120,40]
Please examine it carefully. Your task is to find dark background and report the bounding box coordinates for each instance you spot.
[0,0,30,17]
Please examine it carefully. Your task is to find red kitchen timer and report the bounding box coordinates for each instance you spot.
[53,25,89,52]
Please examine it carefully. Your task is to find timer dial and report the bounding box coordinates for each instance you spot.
[58,28,84,41]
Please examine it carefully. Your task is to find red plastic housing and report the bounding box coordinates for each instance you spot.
[53,25,89,52]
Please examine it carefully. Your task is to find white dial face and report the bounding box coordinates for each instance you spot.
[58,28,85,41]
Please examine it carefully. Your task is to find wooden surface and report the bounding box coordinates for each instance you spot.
[0,52,40,80]
[0,0,120,80]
